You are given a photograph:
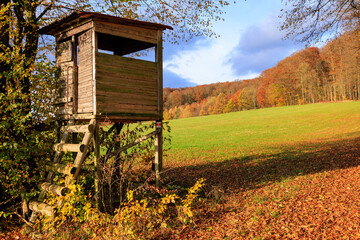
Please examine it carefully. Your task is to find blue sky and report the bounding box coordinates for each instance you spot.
[162,0,305,88]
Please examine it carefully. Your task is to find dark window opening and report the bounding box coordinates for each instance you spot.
[96,32,156,62]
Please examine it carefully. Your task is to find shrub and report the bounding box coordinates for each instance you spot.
[35,177,205,239]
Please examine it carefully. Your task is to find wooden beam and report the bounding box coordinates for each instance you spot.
[72,35,78,113]
[40,183,69,196]
[154,121,163,187]
[53,143,85,153]
[56,113,95,121]
[56,113,161,122]
[55,106,73,115]
[54,97,72,105]
[97,103,158,115]
[73,118,97,180]
[28,201,54,218]
[94,21,158,44]
[57,20,94,41]
[92,29,97,115]
[45,163,77,175]
[60,124,94,133]
[154,30,163,188]
[156,30,163,117]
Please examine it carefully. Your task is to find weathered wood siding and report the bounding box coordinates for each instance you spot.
[77,29,94,113]
[95,52,159,118]
[55,39,73,115]
[94,21,158,44]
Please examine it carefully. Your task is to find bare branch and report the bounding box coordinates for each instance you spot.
[281,0,360,44]
[36,3,53,23]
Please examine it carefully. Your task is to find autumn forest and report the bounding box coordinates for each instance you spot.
[163,31,360,120]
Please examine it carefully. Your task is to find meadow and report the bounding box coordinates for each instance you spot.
[163,101,360,239]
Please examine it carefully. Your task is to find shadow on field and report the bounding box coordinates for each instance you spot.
[164,136,360,193]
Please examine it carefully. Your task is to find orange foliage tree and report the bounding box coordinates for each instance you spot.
[163,31,360,119]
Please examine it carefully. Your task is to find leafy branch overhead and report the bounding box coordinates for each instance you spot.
[281,0,360,44]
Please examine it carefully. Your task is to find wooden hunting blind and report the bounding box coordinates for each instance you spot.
[24,13,172,237]
[39,11,172,122]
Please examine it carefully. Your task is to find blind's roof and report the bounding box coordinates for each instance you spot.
[39,11,173,36]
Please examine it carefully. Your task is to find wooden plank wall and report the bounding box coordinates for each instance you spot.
[55,39,73,115]
[95,52,159,118]
[94,21,158,44]
[77,29,94,113]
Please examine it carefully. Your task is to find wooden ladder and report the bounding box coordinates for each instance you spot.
[25,118,97,238]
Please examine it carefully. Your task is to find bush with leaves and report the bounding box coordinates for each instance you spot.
[35,175,205,239]
[0,55,57,219]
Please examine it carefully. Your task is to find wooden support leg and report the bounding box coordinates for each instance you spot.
[73,119,97,180]
[154,120,163,188]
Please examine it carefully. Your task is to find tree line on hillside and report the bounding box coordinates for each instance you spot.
[163,31,360,120]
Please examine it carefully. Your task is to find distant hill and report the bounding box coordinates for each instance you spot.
[163,31,360,120]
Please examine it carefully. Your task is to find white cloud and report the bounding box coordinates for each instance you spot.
[164,37,241,85]
[229,15,301,75]
[162,1,303,87]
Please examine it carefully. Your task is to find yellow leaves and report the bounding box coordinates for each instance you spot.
[183,178,205,207]
[106,178,205,238]
[161,193,178,204]
[29,175,206,239]
[127,190,134,202]
[158,205,165,214]
[36,175,96,234]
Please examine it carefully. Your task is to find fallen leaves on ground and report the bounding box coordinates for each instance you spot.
[164,137,360,239]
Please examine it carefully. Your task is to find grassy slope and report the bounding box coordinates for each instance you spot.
[163,101,360,239]
[165,101,360,165]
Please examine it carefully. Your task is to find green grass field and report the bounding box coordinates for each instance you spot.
[163,101,360,238]
[165,101,360,165]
